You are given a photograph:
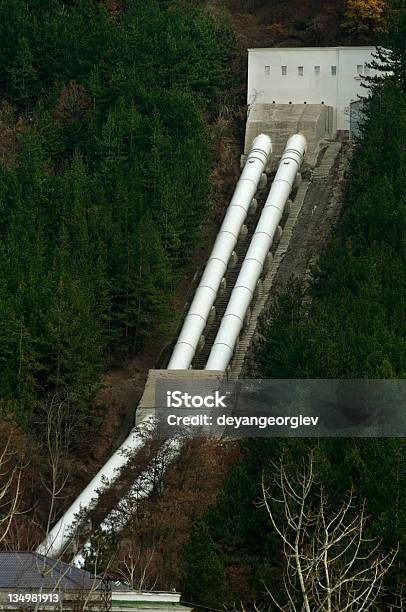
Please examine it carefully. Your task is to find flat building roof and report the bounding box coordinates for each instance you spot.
[248,46,377,51]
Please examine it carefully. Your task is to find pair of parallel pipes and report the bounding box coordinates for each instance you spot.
[168,133,273,369]
[169,132,307,372]
[206,133,307,371]
[38,134,306,561]
[37,134,274,560]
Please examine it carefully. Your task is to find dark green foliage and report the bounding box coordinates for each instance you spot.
[259,79,406,380]
[181,520,226,610]
[293,19,308,31]
[0,1,236,423]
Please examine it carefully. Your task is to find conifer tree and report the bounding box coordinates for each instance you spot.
[182,520,226,611]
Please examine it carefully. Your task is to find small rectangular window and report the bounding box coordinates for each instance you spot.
[357,64,363,75]
[314,65,320,75]
[281,65,287,76]
[265,65,270,75]
[298,66,304,76]
[331,65,337,76]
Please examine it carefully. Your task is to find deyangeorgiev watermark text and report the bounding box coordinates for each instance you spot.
[150,378,406,438]
[166,413,319,430]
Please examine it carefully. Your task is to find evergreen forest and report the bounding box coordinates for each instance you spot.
[0,0,236,425]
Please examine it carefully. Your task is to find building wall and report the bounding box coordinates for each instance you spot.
[247,47,380,132]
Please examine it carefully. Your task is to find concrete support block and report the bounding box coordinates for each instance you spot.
[208,306,216,325]
[293,172,302,192]
[254,279,263,299]
[264,252,273,273]
[229,250,238,268]
[249,198,258,215]
[244,307,251,326]
[197,335,205,351]
[220,277,227,294]
[245,103,333,171]
[273,225,283,248]
[259,172,268,190]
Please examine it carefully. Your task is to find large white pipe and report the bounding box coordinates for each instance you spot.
[72,437,182,568]
[167,134,272,370]
[205,134,306,372]
[38,137,272,560]
[36,418,154,559]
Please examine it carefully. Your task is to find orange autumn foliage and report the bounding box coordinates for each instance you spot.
[343,0,389,33]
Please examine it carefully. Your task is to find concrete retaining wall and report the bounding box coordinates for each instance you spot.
[244,104,333,169]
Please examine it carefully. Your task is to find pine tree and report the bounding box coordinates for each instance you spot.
[182,520,225,610]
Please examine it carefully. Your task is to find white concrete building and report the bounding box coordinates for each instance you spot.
[247,47,382,133]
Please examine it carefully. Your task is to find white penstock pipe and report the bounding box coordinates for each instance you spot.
[167,133,272,370]
[72,437,182,568]
[36,418,154,559]
[205,133,307,372]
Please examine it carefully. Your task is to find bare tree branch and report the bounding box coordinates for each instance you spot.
[260,451,398,612]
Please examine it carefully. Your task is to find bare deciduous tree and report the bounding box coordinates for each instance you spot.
[260,451,397,612]
[111,539,158,591]
[39,393,83,536]
[0,438,23,547]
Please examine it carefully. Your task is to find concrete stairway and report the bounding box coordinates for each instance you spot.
[311,142,341,180]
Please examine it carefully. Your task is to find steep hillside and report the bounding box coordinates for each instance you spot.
[0,0,241,547]
[204,0,371,49]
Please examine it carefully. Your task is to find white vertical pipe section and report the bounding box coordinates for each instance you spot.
[205,134,306,372]
[167,134,272,370]
[36,418,154,559]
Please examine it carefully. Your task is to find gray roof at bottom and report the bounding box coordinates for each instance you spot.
[0,552,105,591]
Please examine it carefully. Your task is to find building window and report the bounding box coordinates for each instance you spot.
[314,65,320,75]
[298,66,304,76]
[281,66,287,76]
[357,64,364,75]
[265,65,270,75]
[331,65,337,76]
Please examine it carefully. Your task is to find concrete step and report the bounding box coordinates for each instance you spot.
[311,143,342,179]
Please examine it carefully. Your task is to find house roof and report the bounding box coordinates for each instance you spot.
[0,552,105,591]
